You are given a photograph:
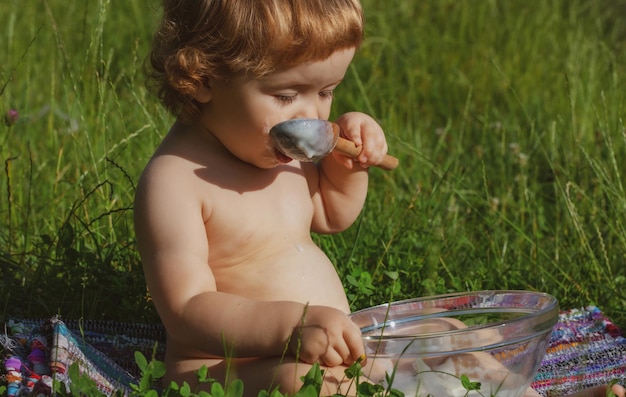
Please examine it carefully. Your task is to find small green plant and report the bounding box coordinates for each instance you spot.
[459,374,481,396]
[128,351,317,397]
[130,350,167,397]
[127,352,403,397]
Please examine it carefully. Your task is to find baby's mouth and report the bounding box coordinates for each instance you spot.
[274,147,293,164]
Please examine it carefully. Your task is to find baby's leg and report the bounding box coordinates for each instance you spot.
[166,356,359,397]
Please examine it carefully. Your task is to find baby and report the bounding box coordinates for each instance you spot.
[136,1,381,395]
[135,1,625,397]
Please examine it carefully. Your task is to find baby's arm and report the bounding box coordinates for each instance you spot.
[134,163,363,364]
[308,112,389,233]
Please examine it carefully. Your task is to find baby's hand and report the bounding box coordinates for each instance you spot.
[288,305,365,367]
[333,112,389,169]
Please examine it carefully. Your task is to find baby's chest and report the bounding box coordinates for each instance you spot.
[203,191,314,268]
[203,175,314,240]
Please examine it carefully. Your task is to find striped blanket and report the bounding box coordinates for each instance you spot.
[1,306,624,396]
[532,306,626,396]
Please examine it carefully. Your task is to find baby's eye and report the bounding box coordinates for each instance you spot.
[274,94,296,104]
[319,90,334,99]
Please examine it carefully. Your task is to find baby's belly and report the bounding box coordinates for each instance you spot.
[165,240,350,369]
[212,239,350,312]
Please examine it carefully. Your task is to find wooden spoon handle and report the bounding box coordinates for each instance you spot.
[334,137,399,171]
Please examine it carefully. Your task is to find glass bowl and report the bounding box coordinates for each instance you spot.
[349,290,559,397]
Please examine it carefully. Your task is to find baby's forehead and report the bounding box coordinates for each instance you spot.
[258,46,357,75]
[254,48,356,87]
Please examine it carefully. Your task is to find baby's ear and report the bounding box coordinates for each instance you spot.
[193,84,212,103]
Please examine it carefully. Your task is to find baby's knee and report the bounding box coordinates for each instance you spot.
[270,362,307,395]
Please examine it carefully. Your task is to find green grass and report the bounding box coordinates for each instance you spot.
[1,0,625,329]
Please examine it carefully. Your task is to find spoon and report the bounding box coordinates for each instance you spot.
[270,119,399,170]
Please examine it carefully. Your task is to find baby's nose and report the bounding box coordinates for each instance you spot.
[294,112,319,121]
[294,104,324,120]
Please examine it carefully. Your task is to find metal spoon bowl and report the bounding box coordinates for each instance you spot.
[270,118,398,170]
[270,119,338,162]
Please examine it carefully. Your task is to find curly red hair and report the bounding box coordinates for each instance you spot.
[145,0,364,120]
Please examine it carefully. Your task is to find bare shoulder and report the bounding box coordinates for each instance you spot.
[137,150,200,193]
[135,123,226,215]
[133,127,226,249]
[135,152,207,218]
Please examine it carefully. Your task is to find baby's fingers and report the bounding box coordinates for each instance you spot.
[321,347,347,367]
[343,322,366,365]
[359,139,388,166]
[359,124,388,165]
[318,327,360,366]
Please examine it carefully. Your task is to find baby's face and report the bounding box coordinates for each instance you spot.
[196,47,356,169]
